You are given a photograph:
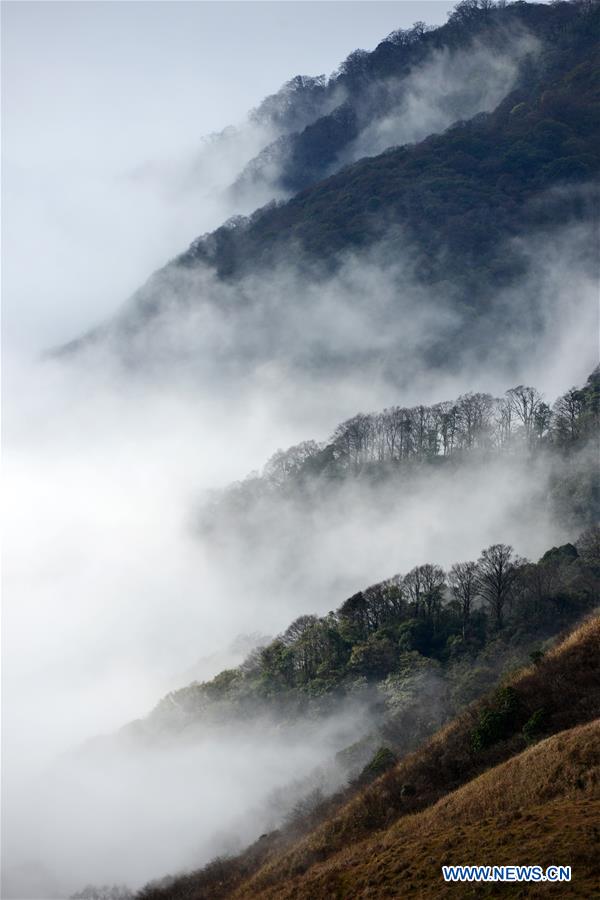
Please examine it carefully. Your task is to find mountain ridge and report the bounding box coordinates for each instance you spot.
[57,0,600,370]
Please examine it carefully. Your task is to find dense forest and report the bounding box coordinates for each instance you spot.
[183,0,599,282]
[237,0,600,196]
[60,0,599,371]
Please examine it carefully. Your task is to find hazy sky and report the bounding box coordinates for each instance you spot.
[2,1,456,352]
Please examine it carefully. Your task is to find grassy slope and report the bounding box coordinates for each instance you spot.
[233,617,600,896]
[138,615,600,900]
[241,720,600,899]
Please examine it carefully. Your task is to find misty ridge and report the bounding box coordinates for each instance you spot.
[191,369,598,637]
[3,1,600,900]
[234,18,538,197]
[55,0,599,401]
[131,7,540,239]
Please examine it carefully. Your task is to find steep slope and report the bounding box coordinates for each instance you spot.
[136,615,600,898]
[186,3,599,282]
[59,0,600,374]
[238,720,600,899]
[230,616,600,897]
[234,1,541,196]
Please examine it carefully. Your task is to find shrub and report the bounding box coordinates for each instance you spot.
[523,708,547,745]
[471,685,520,752]
[358,746,398,784]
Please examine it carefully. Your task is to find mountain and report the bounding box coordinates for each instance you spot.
[136,613,600,899]
[42,5,599,897]
[233,5,539,196]
[58,0,600,383]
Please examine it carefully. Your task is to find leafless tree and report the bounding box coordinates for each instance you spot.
[477,543,519,628]
[448,560,479,637]
[553,388,584,442]
[506,385,544,443]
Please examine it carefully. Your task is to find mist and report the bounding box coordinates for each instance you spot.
[3,216,596,895]
[3,201,597,895]
[3,1,596,897]
[338,28,539,166]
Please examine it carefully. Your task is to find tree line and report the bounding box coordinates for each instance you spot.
[261,370,599,487]
[250,529,597,693]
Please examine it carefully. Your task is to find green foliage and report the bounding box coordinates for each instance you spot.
[151,521,599,740]
[523,707,547,745]
[349,634,397,678]
[358,746,398,784]
[471,685,520,752]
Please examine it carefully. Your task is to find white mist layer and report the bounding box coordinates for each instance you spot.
[3,312,596,896]
[339,30,538,166]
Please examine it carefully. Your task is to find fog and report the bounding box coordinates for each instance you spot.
[2,1,594,898]
[3,212,596,895]
[3,707,373,899]
[2,0,455,353]
[339,28,538,166]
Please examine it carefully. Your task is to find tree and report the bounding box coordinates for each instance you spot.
[456,393,494,449]
[506,386,545,444]
[576,525,600,564]
[260,640,294,689]
[262,441,320,487]
[403,566,424,617]
[281,614,319,646]
[553,387,584,443]
[420,564,446,624]
[337,591,371,642]
[448,560,479,637]
[477,544,519,628]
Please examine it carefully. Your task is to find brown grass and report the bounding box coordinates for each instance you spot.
[234,615,600,896]
[138,616,600,900]
[238,719,600,899]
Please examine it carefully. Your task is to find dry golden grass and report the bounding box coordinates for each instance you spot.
[139,616,600,900]
[232,616,600,897]
[238,719,600,899]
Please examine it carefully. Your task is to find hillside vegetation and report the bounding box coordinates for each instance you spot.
[185,1,600,284]
[60,0,600,368]
[137,615,600,899]
[203,370,600,543]
[238,719,600,899]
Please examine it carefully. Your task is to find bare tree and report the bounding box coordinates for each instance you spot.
[281,614,319,646]
[420,564,446,622]
[553,388,584,443]
[506,385,544,443]
[403,566,424,617]
[477,543,519,628]
[448,560,479,637]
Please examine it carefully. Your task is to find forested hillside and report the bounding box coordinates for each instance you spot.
[141,527,598,737]
[59,0,599,375]
[188,0,599,280]
[195,371,600,603]
[210,367,599,486]
[115,367,598,897]
[137,614,600,899]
